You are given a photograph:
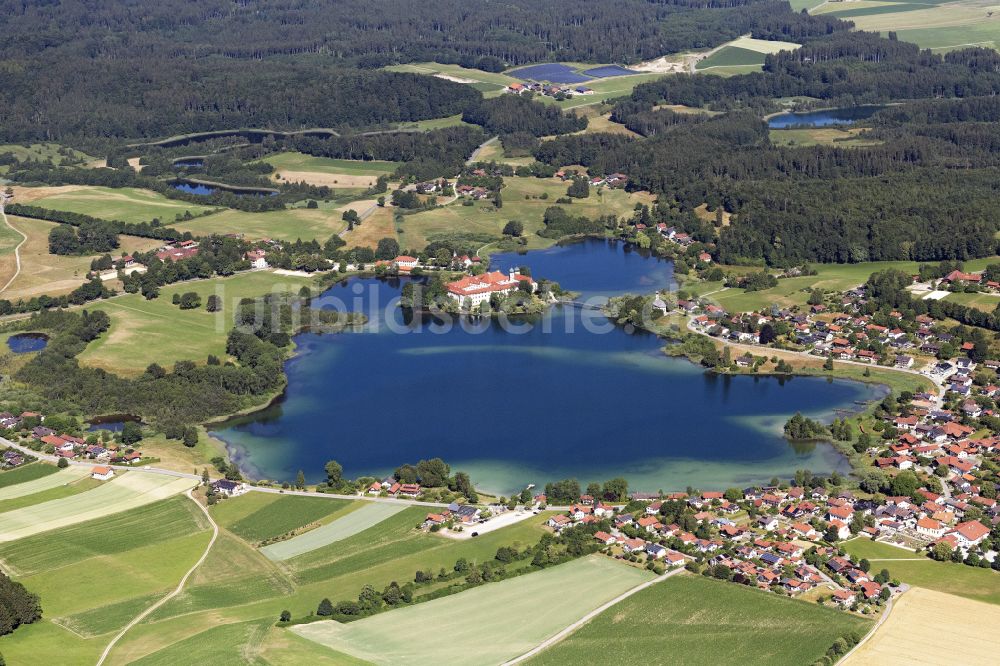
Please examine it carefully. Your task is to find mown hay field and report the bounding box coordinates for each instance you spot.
[530,574,870,666]
[293,556,653,666]
[261,502,407,561]
[844,587,1000,666]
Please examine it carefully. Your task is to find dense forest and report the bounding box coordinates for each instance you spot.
[0,572,41,637]
[462,96,588,137]
[0,0,845,144]
[536,58,1000,266]
[289,127,486,181]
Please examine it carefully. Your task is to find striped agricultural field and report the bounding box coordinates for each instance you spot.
[0,472,196,542]
[0,465,89,500]
[261,502,409,561]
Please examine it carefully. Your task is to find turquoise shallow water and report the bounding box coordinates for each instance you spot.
[213,240,882,495]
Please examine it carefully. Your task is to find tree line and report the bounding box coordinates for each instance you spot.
[7,204,190,246]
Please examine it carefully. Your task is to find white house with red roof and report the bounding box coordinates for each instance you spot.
[91,465,115,481]
[245,249,268,269]
[947,520,990,549]
[445,269,536,307]
[157,244,199,262]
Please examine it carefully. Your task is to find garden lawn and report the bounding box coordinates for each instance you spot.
[27,185,216,222]
[262,502,408,561]
[529,574,870,666]
[844,538,1000,605]
[77,270,316,375]
[0,472,196,542]
[0,462,58,489]
[292,556,653,666]
[226,494,352,544]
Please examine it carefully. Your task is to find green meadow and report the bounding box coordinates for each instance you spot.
[812,0,1000,52]
[261,502,408,561]
[529,574,871,666]
[0,473,196,542]
[0,495,212,666]
[844,538,1000,606]
[223,495,352,544]
[170,205,349,241]
[697,46,766,70]
[395,176,654,251]
[293,556,653,666]
[0,462,58,489]
[77,270,316,376]
[265,152,400,176]
[100,505,556,662]
[0,142,93,170]
[0,476,101,514]
[27,186,216,222]
[697,257,1000,312]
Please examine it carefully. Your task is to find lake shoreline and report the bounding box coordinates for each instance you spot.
[212,260,870,494]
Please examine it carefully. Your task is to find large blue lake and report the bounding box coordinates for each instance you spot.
[213,240,881,494]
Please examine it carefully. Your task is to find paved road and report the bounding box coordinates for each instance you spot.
[502,565,686,664]
[0,205,27,294]
[466,135,499,165]
[0,436,458,508]
[95,488,219,666]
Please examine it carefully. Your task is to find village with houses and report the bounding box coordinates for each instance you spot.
[0,411,152,468]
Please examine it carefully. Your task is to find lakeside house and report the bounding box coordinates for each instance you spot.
[445,269,537,307]
[211,479,248,497]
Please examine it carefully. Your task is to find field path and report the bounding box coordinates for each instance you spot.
[96,488,219,666]
[501,566,685,664]
[0,206,28,293]
[467,135,499,165]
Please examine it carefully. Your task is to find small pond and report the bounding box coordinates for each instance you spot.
[7,333,48,354]
[172,158,204,168]
[87,415,142,433]
[171,180,278,197]
[767,105,886,129]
